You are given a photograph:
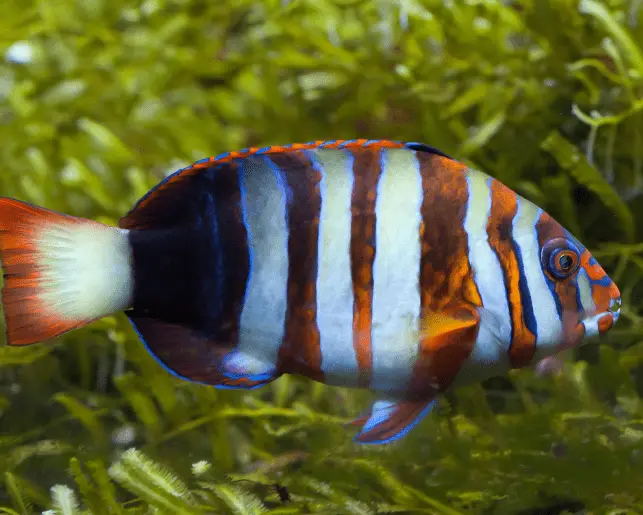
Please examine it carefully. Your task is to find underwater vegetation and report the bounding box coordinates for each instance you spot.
[1,0,643,513]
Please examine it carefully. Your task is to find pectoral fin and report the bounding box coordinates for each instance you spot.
[351,397,436,444]
[420,307,478,341]
[408,305,480,395]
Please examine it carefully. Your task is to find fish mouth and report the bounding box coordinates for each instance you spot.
[608,296,621,322]
[579,310,618,340]
[562,310,617,351]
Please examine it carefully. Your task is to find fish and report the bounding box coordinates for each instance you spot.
[0,139,621,444]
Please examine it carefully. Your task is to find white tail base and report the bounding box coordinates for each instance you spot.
[36,224,133,321]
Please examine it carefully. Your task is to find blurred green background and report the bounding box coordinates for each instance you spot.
[1,0,643,513]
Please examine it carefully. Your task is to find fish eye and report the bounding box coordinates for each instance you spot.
[541,238,580,280]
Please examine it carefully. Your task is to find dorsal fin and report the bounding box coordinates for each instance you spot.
[404,142,453,160]
[119,139,452,230]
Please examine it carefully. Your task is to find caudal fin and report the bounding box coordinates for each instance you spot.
[0,198,134,346]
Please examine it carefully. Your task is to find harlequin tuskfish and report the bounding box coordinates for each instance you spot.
[0,139,621,444]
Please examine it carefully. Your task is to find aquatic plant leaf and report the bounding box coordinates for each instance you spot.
[77,118,134,162]
[108,448,202,514]
[459,111,506,155]
[48,485,81,515]
[4,473,31,515]
[541,131,635,241]
[52,394,104,442]
[203,483,267,515]
[68,459,102,515]
[113,373,162,438]
[579,0,643,77]
[0,345,53,365]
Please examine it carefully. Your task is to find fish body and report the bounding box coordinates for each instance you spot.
[0,139,621,444]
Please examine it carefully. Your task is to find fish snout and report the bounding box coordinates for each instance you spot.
[608,295,621,322]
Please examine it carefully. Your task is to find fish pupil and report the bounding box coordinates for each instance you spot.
[558,253,573,270]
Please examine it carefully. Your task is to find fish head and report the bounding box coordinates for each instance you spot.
[526,208,620,356]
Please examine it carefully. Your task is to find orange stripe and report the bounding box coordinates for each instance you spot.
[410,154,482,396]
[270,152,324,382]
[487,179,536,368]
[348,148,382,388]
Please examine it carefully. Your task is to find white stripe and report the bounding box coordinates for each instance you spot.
[577,268,595,315]
[582,312,604,338]
[311,149,359,386]
[237,157,289,371]
[453,171,512,387]
[370,149,422,393]
[513,202,562,361]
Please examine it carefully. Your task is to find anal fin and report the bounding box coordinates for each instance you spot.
[221,349,278,383]
[351,397,436,444]
[127,313,280,389]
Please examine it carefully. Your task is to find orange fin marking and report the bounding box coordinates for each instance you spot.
[410,306,479,395]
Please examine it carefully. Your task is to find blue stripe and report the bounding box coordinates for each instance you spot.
[532,208,563,321]
[590,275,612,287]
[214,151,230,160]
[513,227,538,339]
[263,155,292,206]
[303,149,322,171]
[237,159,253,310]
[586,256,612,286]
[575,273,584,315]
[206,176,224,319]
[194,157,210,164]
[338,139,358,148]
[544,275,562,319]
[255,146,272,154]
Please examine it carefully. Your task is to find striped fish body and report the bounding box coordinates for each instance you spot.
[0,140,621,444]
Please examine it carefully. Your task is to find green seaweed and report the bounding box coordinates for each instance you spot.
[1,0,643,513]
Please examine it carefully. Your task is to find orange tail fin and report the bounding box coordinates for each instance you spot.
[0,198,134,346]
